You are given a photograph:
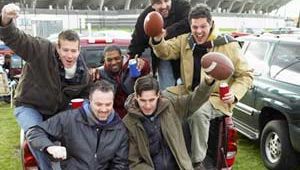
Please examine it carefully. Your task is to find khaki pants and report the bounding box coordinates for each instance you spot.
[187,101,224,163]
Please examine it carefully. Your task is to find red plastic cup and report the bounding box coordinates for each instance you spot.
[219,82,229,100]
[71,98,84,109]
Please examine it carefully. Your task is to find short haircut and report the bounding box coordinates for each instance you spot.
[89,80,115,98]
[103,45,122,56]
[149,0,161,5]
[188,3,212,24]
[134,75,159,96]
[57,30,80,48]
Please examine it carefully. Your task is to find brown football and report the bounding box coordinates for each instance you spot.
[144,11,164,37]
[201,52,234,80]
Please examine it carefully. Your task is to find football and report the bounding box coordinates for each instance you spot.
[201,52,234,80]
[144,11,164,37]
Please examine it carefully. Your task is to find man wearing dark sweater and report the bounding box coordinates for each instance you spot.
[128,0,191,90]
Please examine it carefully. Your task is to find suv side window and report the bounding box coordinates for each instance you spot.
[244,41,269,73]
[270,43,300,86]
[81,47,104,68]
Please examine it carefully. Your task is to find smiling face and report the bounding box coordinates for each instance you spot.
[57,39,80,68]
[151,0,171,18]
[104,50,123,73]
[89,89,114,121]
[135,90,159,116]
[190,17,212,44]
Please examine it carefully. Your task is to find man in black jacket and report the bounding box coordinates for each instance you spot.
[1,3,91,169]
[128,0,190,90]
[26,80,129,170]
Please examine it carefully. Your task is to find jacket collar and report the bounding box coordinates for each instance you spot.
[76,102,122,129]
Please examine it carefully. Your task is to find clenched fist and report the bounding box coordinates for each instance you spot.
[1,3,20,26]
[46,146,67,160]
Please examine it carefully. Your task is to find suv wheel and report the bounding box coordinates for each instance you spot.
[260,120,298,170]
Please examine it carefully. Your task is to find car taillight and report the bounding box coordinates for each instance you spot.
[224,117,238,169]
[23,140,38,170]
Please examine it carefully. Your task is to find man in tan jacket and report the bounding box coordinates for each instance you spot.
[123,75,215,170]
[150,4,253,169]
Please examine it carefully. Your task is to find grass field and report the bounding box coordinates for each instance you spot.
[0,102,22,170]
[0,102,267,170]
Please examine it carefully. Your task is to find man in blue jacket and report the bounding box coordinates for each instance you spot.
[26,80,129,170]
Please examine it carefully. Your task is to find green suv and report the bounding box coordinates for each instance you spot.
[234,35,300,170]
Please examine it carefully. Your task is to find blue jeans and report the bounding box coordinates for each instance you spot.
[14,106,53,170]
[157,60,175,90]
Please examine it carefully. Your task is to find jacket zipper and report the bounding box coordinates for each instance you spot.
[95,127,102,158]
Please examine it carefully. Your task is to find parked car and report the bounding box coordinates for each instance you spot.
[0,41,24,79]
[270,27,300,35]
[231,27,264,38]
[22,30,238,170]
[234,34,300,170]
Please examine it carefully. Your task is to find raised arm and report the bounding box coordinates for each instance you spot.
[128,8,153,57]
[166,75,215,118]
[188,76,215,113]
[149,34,183,60]
[0,3,53,62]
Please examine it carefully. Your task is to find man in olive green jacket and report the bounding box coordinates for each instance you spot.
[123,75,215,170]
[150,4,253,169]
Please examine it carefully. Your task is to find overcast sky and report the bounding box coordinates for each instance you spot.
[275,0,300,17]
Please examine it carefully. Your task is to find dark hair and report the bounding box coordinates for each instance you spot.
[57,30,80,48]
[103,45,122,56]
[149,0,160,5]
[134,75,159,96]
[89,80,115,98]
[188,3,212,24]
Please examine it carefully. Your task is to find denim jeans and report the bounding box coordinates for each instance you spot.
[157,60,175,90]
[14,106,53,170]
